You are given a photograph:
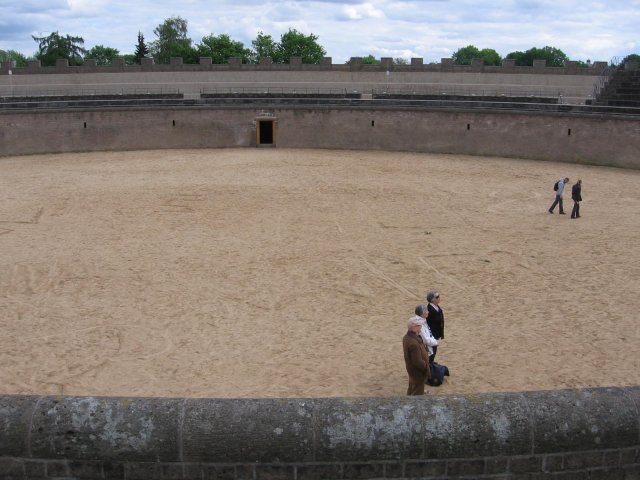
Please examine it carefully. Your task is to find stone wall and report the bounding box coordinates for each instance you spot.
[1,104,639,169]
[0,387,638,479]
[0,58,605,104]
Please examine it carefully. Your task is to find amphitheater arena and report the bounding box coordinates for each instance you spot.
[1,56,639,479]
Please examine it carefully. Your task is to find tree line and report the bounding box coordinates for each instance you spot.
[1,16,639,68]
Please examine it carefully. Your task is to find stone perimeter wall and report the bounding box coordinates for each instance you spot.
[0,387,639,479]
[1,105,639,169]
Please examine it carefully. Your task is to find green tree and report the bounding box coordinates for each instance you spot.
[0,49,28,67]
[250,32,279,63]
[452,45,481,65]
[276,28,326,64]
[621,53,640,67]
[32,31,86,66]
[134,31,149,64]
[506,46,568,67]
[196,33,251,63]
[393,57,409,65]
[479,48,501,66]
[149,16,196,64]
[85,45,120,65]
[452,45,502,65]
[356,55,380,65]
[123,54,137,66]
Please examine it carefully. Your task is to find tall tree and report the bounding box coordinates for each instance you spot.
[85,45,120,65]
[0,49,28,67]
[149,16,196,64]
[346,54,380,65]
[134,31,149,64]
[452,45,481,65]
[251,32,278,63]
[506,46,568,67]
[452,45,501,65]
[276,28,326,64]
[196,34,251,64]
[32,31,86,66]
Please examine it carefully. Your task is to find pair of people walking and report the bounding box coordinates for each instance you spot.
[402,290,446,395]
[548,177,583,219]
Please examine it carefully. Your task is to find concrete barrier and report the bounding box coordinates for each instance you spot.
[0,387,638,479]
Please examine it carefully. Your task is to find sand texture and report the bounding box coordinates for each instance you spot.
[1,148,639,398]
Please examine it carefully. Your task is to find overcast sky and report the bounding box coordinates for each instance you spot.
[0,0,638,64]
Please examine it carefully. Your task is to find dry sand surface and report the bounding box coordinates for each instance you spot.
[0,148,639,399]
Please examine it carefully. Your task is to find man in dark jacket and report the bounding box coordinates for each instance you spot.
[571,179,582,219]
[403,317,431,395]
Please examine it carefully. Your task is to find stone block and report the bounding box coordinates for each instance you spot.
[68,460,104,479]
[29,396,182,461]
[202,464,236,480]
[0,395,40,456]
[543,454,564,472]
[24,460,46,478]
[343,462,383,479]
[182,398,314,463]
[314,397,424,461]
[484,457,509,474]
[296,464,342,480]
[422,392,532,458]
[529,387,639,454]
[564,451,604,470]
[510,455,543,473]
[254,465,294,480]
[46,460,69,477]
[405,460,446,477]
[620,447,639,465]
[124,462,160,479]
[383,461,403,478]
[103,462,125,480]
[446,458,484,476]
[0,458,23,478]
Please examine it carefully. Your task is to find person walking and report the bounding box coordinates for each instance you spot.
[549,177,570,215]
[402,317,431,395]
[426,291,445,362]
[571,179,582,219]
[413,304,438,362]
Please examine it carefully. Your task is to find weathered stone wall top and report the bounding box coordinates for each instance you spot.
[0,57,608,76]
[0,387,638,462]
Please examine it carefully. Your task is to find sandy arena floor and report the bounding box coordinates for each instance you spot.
[0,148,639,398]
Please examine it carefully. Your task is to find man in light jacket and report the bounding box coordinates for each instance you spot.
[549,177,570,215]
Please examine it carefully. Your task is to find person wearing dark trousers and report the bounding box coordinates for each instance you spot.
[403,317,432,395]
[571,179,582,219]
[549,177,570,215]
[426,290,444,361]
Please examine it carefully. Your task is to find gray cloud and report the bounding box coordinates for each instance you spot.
[0,0,638,63]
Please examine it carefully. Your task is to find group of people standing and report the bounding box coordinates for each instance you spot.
[548,177,583,219]
[402,290,446,395]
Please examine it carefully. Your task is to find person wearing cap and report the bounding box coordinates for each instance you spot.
[402,317,432,395]
[426,291,445,362]
[549,177,570,215]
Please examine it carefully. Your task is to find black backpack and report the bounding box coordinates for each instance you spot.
[553,181,559,191]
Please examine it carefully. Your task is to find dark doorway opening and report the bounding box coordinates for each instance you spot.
[258,120,274,145]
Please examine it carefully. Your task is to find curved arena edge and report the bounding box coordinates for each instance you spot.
[1,102,639,479]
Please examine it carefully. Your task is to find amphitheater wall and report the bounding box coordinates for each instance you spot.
[0,387,638,479]
[0,66,601,103]
[1,106,638,169]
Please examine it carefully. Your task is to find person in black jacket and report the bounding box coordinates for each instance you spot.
[571,179,582,219]
[426,290,444,362]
